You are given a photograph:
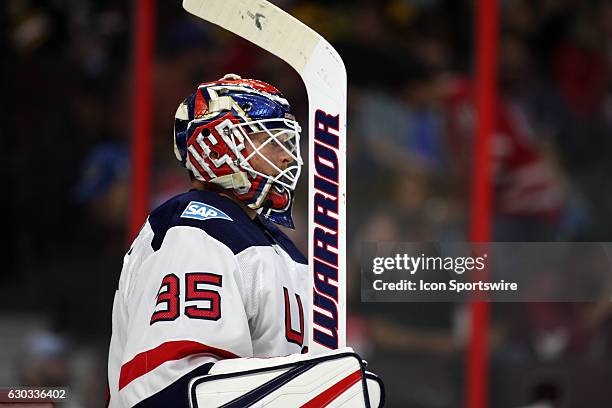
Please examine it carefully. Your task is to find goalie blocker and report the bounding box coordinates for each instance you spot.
[188,348,384,407]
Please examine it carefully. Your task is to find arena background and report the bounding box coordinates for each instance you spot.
[1,0,611,406]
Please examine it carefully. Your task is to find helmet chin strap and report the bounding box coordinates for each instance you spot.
[210,172,251,193]
[210,171,274,212]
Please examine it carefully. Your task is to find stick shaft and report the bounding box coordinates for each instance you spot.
[182,0,347,354]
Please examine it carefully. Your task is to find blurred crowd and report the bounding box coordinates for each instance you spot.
[1,0,611,406]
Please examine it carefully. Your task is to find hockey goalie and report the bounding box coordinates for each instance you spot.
[107,75,384,407]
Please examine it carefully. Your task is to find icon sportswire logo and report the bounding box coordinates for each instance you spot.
[180,201,233,221]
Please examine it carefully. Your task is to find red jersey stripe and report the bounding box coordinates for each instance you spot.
[118,340,239,390]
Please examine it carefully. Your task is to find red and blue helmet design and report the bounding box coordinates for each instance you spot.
[174,75,303,228]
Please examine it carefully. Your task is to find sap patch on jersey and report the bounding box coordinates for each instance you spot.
[180,201,233,221]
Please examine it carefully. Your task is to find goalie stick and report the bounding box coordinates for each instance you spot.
[182,0,347,355]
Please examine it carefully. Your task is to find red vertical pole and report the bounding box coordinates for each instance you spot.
[467,0,498,408]
[129,0,156,241]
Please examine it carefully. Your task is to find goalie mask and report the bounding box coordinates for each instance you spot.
[174,77,303,228]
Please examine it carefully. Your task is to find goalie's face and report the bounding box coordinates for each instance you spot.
[234,120,303,191]
[247,131,293,173]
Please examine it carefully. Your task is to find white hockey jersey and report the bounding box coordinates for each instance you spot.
[107,189,309,407]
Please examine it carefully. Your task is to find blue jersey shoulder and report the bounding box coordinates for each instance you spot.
[148,189,261,253]
[148,190,306,264]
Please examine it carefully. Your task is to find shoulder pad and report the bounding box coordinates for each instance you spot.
[148,190,268,253]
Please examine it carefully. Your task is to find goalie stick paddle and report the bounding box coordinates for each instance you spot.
[182,0,347,355]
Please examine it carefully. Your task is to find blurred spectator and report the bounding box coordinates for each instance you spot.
[75,143,130,237]
[17,331,70,388]
[21,142,128,345]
